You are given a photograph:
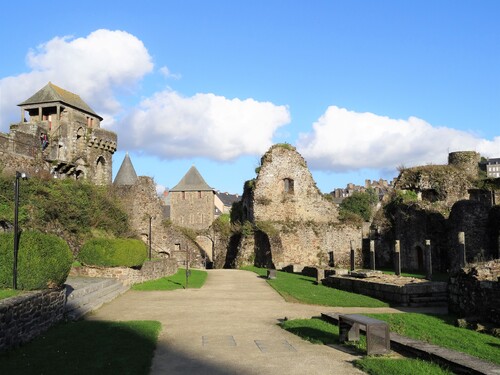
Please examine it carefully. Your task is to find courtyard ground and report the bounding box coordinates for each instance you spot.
[87,269,444,375]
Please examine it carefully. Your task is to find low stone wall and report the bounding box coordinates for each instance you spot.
[448,259,500,325]
[69,258,178,286]
[0,288,66,352]
[322,275,447,306]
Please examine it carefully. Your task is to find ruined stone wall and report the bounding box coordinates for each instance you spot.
[448,260,500,325]
[0,149,50,177]
[170,190,215,230]
[114,176,206,268]
[70,259,178,286]
[448,151,481,177]
[447,200,492,270]
[388,205,448,272]
[252,145,338,223]
[268,223,361,269]
[0,288,66,352]
[115,177,171,257]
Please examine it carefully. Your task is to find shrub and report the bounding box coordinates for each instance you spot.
[0,231,72,290]
[78,238,147,267]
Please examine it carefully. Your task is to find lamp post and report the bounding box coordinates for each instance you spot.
[148,215,152,261]
[13,171,27,290]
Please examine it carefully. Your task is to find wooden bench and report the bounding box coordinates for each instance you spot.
[339,314,390,355]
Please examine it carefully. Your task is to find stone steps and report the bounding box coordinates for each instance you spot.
[64,277,129,321]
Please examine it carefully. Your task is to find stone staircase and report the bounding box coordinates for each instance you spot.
[64,276,129,320]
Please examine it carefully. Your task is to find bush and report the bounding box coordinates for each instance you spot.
[0,231,72,290]
[78,238,147,267]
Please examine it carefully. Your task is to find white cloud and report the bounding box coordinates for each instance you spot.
[0,29,153,131]
[159,66,181,80]
[297,106,500,172]
[119,90,291,161]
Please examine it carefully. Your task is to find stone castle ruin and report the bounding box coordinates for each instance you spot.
[230,144,362,269]
[113,154,210,268]
[373,151,500,273]
[0,82,116,184]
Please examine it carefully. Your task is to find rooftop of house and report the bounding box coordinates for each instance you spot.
[216,191,241,206]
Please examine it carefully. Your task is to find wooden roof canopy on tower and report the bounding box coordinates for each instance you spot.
[18,82,103,120]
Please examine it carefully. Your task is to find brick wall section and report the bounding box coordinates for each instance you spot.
[70,258,178,286]
[448,259,500,325]
[0,288,66,352]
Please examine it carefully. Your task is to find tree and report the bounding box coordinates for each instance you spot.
[339,190,378,222]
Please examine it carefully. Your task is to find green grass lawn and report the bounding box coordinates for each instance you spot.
[241,266,389,307]
[280,318,453,375]
[0,320,161,375]
[132,268,207,291]
[365,313,500,365]
[0,289,21,300]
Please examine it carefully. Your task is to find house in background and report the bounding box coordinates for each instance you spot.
[486,158,500,178]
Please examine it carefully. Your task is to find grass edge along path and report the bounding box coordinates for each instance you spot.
[0,320,162,375]
[132,268,207,291]
[365,313,500,366]
[241,266,389,307]
[280,318,453,375]
[0,289,21,300]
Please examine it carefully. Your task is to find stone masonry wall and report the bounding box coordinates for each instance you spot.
[115,177,172,256]
[170,190,215,230]
[70,258,178,286]
[0,288,66,352]
[252,145,338,223]
[269,223,361,269]
[448,260,500,325]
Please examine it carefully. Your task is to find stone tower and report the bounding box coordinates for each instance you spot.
[170,166,215,230]
[10,82,117,184]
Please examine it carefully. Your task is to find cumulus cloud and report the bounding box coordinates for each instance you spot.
[119,90,291,161]
[297,106,500,172]
[0,29,153,131]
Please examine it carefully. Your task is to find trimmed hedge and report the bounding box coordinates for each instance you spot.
[78,238,147,267]
[0,231,73,290]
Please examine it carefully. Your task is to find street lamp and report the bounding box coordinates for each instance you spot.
[148,215,152,261]
[13,171,28,290]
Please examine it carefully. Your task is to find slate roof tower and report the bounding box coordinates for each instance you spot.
[169,166,215,230]
[114,153,138,186]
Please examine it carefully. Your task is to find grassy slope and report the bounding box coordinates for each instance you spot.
[241,266,389,307]
[132,268,208,291]
[0,320,161,375]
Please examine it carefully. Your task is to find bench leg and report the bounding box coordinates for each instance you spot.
[339,321,360,343]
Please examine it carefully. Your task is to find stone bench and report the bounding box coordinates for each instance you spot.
[267,269,276,279]
[339,314,390,355]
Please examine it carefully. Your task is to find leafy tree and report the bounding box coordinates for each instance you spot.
[339,190,378,222]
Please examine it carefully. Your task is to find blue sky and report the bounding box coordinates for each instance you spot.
[1,1,499,194]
